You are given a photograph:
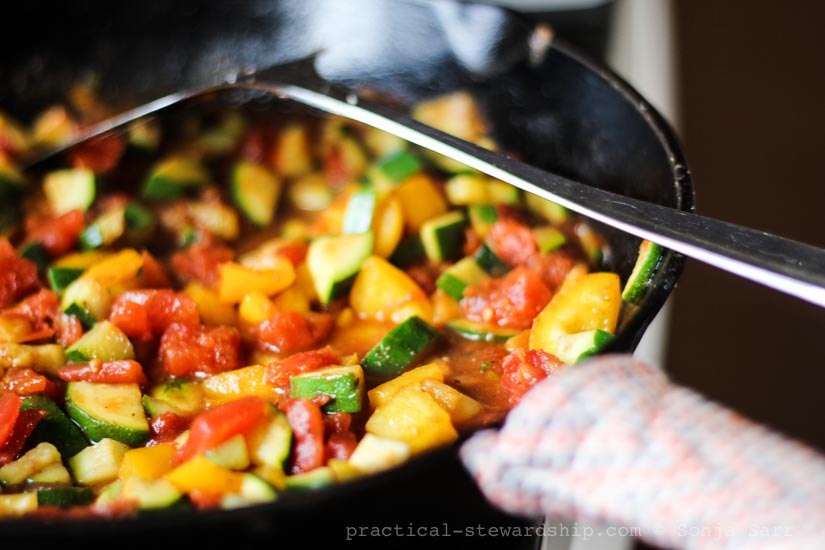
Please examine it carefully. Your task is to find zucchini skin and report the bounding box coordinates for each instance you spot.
[362,316,440,376]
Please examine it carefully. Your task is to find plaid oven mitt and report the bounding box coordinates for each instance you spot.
[460,355,825,549]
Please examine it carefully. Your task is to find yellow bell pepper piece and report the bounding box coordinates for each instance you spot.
[371,194,404,258]
[271,286,310,314]
[119,444,176,481]
[328,319,391,358]
[395,173,447,231]
[350,256,432,324]
[184,282,237,326]
[165,456,244,494]
[419,379,483,430]
[367,362,445,410]
[529,272,621,357]
[218,259,295,304]
[365,385,458,454]
[83,249,143,290]
[238,291,277,326]
[201,364,278,407]
[52,250,110,269]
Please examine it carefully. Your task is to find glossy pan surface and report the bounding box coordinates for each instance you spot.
[0,0,693,544]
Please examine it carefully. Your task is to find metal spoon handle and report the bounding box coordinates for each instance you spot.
[244,67,825,309]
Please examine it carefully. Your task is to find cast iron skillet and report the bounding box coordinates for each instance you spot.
[0,0,692,545]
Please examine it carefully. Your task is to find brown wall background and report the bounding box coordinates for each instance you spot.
[666,0,825,451]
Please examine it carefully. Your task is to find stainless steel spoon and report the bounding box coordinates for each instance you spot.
[24,59,825,309]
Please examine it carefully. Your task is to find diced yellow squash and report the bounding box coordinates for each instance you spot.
[0,343,66,373]
[218,259,295,304]
[368,362,446,410]
[419,379,483,429]
[0,315,33,343]
[201,364,278,406]
[70,438,130,486]
[26,462,72,484]
[389,298,434,325]
[371,194,404,258]
[328,319,391,358]
[350,256,431,324]
[83,248,144,291]
[271,286,310,314]
[32,105,77,147]
[189,200,240,241]
[504,329,530,350]
[444,173,489,205]
[165,456,245,494]
[272,123,313,177]
[294,262,318,304]
[348,434,411,474]
[0,493,38,517]
[529,272,621,356]
[119,443,176,481]
[365,385,458,454]
[238,291,277,326]
[184,282,237,326]
[0,442,62,485]
[395,173,447,231]
[430,288,464,327]
[412,91,488,144]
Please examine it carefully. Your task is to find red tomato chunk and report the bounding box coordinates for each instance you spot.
[501,348,563,406]
[158,323,242,378]
[462,266,552,330]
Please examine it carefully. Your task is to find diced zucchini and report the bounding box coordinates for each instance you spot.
[26,462,72,485]
[127,118,161,151]
[231,161,282,227]
[473,243,509,276]
[373,150,422,184]
[61,276,112,329]
[47,266,85,293]
[307,232,374,305]
[123,202,155,241]
[621,239,664,304]
[555,329,615,364]
[121,477,183,509]
[435,256,488,301]
[0,493,38,517]
[288,173,334,211]
[0,443,62,485]
[19,241,48,273]
[365,384,458,454]
[221,473,278,509]
[361,316,440,376]
[534,226,567,252]
[20,395,89,458]
[0,343,66,374]
[205,434,250,471]
[141,156,208,201]
[196,110,247,157]
[348,434,411,474]
[65,382,149,447]
[468,204,498,238]
[65,320,135,363]
[284,467,335,491]
[69,438,131,486]
[420,210,466,263]
[388,233,426,268]
[78,207,125,250]
[342,187,377,234]
[574,222,606,267]
[290,364,364,413]
[444,173,488,205]
[247,406,292,469]
[525,192,569,224]
[486,180,520,205]
[445,319,520,343]
[147,380,204,418]
[43,168,95,215]
[33,486,94,508]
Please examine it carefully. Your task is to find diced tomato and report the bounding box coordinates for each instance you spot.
[110,290,199,342]
[463,226,483,257]
[0,409,45,466]
[54,313,84,347]
[10,289,60,332]
[25,209,85,257]
[174,395,268,465]
[525,251,575,292]
[265,346,340,392]
[462,266,552,329]
[188,490,223,511]
[487,218,538,267]
[69,134,126,174]
[170,240,234,287]
[57,359,147,386]
[0,241,40,309]
[275,242,308,267]
[159,323,242,378]
[0,392,22,448]
[2,368,60,400]
[239,127,273,164]
[138,250,173,289]
[280,398,325,474]
[148,411,190,446]
[326,432,358,461]
[257,311,332,355]
[323,146,351,189]
[322,411,352,435]
[405,265,438,295]
[500,348,563,406]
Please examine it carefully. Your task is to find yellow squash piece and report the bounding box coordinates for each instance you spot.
[365,385,458,454]
[395,173,447,231]
[419,379,483,429]
[201,364,279,407]
[83,248,144,290]
[218,259,295,304]
[350,256,433,324]
[165,456,245,494]
[367,362,446,410]
[0,493,38,518]
[529,272,621,357]
[371,194,404,258]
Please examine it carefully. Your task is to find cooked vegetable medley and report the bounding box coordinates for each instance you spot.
[0,89,660,518]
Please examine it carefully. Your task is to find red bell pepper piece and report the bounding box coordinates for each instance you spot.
[174,395,268,465]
